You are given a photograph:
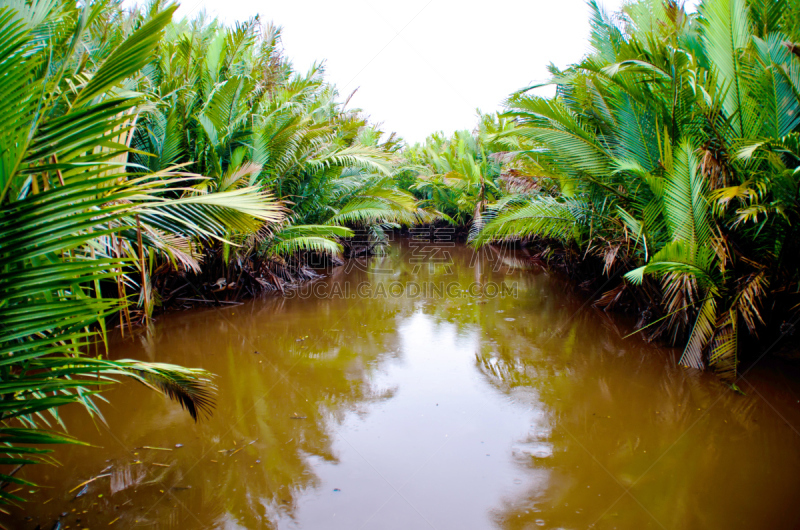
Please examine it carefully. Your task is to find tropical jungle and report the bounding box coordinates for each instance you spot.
[4,0,800,528]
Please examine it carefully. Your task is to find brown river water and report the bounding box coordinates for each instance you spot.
[7,238,800,529]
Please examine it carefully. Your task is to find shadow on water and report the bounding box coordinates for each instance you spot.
[5,238,800,529]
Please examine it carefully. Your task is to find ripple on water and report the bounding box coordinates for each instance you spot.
[513,442,554,459]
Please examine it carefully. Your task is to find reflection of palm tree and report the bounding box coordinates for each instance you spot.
[180,302,403,526]
[152,300,403,527]
[475,290,780,530]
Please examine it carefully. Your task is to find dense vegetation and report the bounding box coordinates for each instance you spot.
[134,11,436,306]
[0,0,429,503]
[404,0,800,384]
[5,0,800,511]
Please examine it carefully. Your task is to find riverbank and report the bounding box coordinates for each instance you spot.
[148,228,800,369]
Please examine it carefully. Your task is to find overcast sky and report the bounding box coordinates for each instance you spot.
[166,0,696,144]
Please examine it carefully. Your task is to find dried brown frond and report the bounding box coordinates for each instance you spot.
[699,141,731,189]
[489,151,517,164]
[594,283,626,310]
[709,233,731,273]
[601,243,621,275]
[734,272,768,334]
[662,272,699,341]
[500,169,541,194]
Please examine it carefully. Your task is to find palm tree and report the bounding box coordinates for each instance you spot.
[470,0,800,380]
[0,1,284,503]
[403,122,506,227]
[128,13,430,293]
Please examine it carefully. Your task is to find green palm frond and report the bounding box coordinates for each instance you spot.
[277,224,354,239]
[327,186,424,226]
[113,360,216,421]
[307,145,395,176]
[270,236,343,257]
[624,241,718,288]
[472,197,584,245]
[139,184,284,238]
[507,98,613,178]
[663,140,713,247]
[267,224,352,257]
[701,0,755,137]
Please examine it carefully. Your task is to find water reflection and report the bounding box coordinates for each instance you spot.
[5,239,800,529]
[477,289,800,529]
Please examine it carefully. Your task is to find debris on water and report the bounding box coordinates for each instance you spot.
[290,413,307,419]
[224,439,258,457]
[535,520,545,526]
[69,473,111,495]
[333,488,341,492]
[141,446,172,451]
[174,444,183,448]
[50,521,63,530]
[504,317,516,322]
[253,351,260,354]
[71,485,88,501]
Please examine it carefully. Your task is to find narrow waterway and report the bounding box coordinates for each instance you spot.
[8,238,800,529]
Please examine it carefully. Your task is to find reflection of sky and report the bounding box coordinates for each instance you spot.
[283,312,546,530]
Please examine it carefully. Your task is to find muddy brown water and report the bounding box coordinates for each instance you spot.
[6,239,800,529]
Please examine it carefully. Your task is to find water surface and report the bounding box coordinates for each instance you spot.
[7,239,800,529]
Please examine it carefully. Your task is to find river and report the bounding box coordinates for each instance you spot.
[7,238,800,529]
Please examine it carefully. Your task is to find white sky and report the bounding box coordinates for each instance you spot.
[169,0,697,144]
